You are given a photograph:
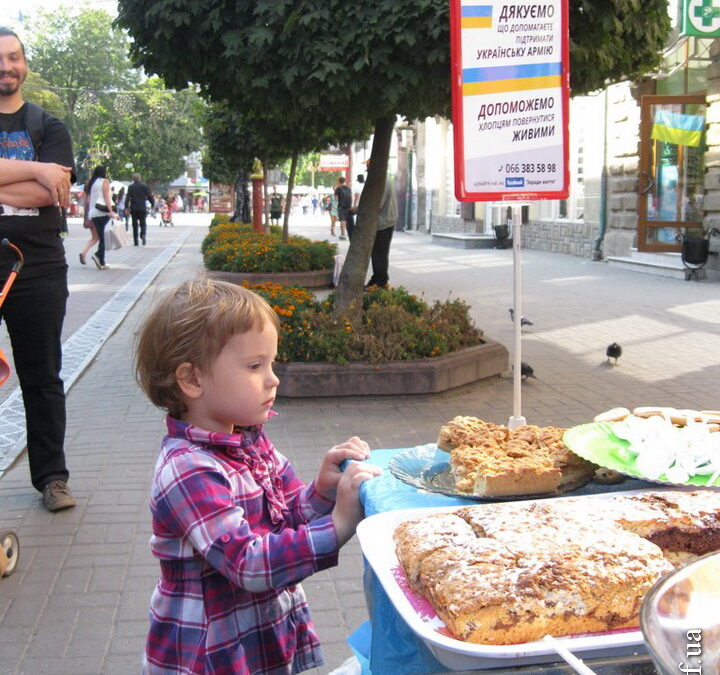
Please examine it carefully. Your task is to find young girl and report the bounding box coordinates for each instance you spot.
[135,278,380,675]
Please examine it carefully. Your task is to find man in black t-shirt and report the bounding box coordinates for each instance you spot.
[0,27,76,511]
[334,176,352,240]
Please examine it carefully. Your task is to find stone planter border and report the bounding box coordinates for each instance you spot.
[274,339,508,397]
[208,268,333,288]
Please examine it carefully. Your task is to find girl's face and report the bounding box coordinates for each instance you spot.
[186,322,280,433]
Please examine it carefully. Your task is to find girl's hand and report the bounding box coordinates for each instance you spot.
[331,461,382,547]
[316,436,371,500]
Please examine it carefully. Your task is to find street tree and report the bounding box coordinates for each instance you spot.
[116,0,671,315]
[23,6,204,184]
[92,77,204,184]
[25,6,140,161]
[202,101,289,226]
[202,99,369,240]
[21,71,67,119]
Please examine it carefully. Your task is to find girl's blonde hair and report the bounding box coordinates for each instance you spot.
[135,278,280,419]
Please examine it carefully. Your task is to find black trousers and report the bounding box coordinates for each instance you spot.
[131,210,148,245]
[91,215,109,265]
[368,226,394,287]
[0,268,69,491]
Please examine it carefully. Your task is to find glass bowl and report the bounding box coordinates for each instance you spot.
[640,550,720,675]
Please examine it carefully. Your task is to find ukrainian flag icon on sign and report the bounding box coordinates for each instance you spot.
[651,110,705,147]
[461,5,493,28]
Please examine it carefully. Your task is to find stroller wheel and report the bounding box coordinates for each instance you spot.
[0,531,19,577]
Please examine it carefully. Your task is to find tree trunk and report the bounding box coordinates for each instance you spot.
[334,116,395,319]
[232,170,244,222]
[283,151,298,244]
[240,169,251,223]
[262,160,270,233]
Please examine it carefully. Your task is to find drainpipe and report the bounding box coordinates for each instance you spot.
[593,88,609,261]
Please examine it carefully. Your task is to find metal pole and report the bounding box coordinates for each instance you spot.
[508,206,526,430]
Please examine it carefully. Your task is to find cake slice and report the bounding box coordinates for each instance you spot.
[437,416,508,452]
[450,441,562,497]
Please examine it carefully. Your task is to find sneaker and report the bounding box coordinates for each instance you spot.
[42,480,76,512]
[339,235,347,240]
[79,252,86,265]
[91,254,102,269]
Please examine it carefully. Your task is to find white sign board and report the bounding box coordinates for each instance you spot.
[450,0,570,201]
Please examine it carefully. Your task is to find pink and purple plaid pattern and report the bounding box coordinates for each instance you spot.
[144,416,339,674]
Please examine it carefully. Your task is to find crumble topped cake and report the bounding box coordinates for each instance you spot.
[393,491,720,645]
[437,416,596,497]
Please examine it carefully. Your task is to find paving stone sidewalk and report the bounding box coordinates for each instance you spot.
[0,214,718,674]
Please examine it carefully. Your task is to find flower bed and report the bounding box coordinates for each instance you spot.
[202,221,336,274]
[239,283,507,396]
[247,283,485,364]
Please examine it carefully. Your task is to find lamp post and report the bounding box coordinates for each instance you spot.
[309,160,320,189]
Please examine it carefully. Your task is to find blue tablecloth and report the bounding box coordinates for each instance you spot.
[348,445,655,675]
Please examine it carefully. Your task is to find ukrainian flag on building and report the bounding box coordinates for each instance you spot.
[651,110,705,147]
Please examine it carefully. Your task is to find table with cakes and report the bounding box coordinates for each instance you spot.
[350,407,720,674]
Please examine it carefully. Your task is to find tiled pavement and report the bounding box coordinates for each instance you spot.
[0,212,719,674]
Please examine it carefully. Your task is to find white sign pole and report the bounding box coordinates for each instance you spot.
[508,209,526,430]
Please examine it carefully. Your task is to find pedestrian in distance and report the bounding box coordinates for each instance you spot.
[0,26,77,511]
[347,173,365,241]
[116,185,129,231]
[134,278,381,674]
[126,172,154,246]
[366,172,398,289]
[80,165,119,270]
[328,190,339,237]
[334,175,351,240]
[269,187,283,226]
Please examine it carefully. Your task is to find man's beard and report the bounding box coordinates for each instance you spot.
[0,74,24,97]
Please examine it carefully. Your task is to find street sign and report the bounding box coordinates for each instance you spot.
[682,0,720,37]
[319,154,349,171]
[450,0,570,201]
[209,183,235,213]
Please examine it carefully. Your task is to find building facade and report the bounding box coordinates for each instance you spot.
[406,5,720,280]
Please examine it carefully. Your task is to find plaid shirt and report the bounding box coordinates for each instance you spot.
[144,416,339,675]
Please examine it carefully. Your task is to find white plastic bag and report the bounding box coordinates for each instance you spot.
[333,253,345,287]
[104,220,130,250]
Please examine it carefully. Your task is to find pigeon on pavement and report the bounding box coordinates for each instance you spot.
[520,362,537,380]
[606,342,622,366]
[509,308,533,326]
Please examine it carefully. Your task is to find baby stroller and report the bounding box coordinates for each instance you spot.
[0,239,23,577]
[159,203,174,227]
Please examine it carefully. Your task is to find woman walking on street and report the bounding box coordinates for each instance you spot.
[117,186,129,231]
[80,165,119,270]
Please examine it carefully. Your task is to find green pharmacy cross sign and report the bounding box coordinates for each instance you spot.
[683,0,720,36]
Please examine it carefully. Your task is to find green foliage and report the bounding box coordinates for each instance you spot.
[246,284,483,364]
[202,223,336,273]
[92,77,205,183]
[24,7,204,184]
[117,0,671,114]
[22,71,67,119]
[209,213,233,228]
[282,152,340,189]
[569,0,671,93]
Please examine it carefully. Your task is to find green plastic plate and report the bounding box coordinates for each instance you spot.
[563,422,720,488]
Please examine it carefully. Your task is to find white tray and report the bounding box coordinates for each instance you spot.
[356,490,665,671]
